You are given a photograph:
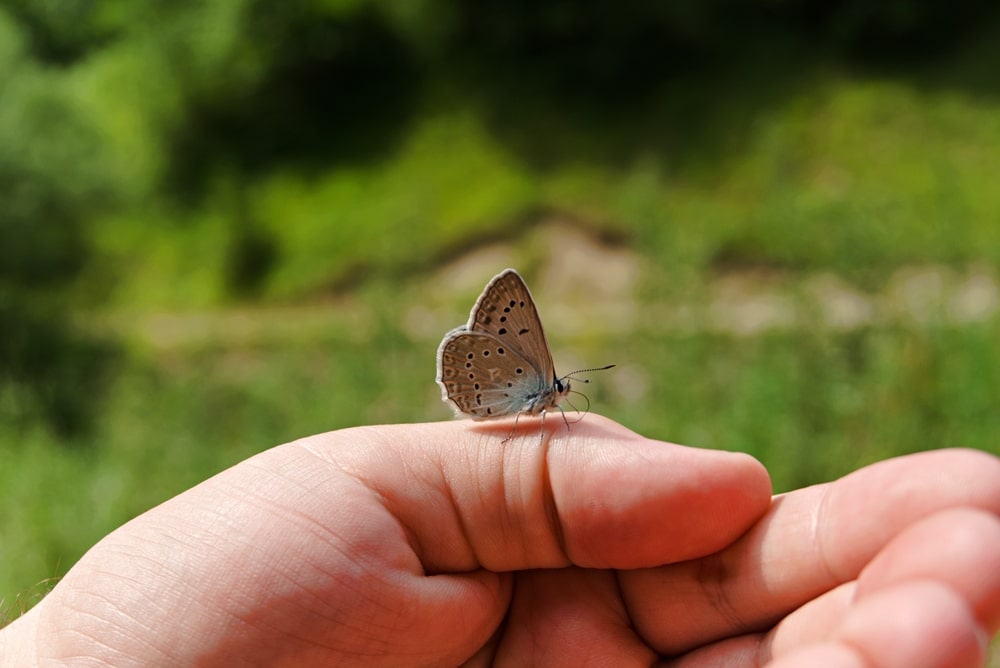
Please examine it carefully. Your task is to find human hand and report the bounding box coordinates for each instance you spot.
[1,416,998,666]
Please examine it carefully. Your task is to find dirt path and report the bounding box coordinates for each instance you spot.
[123,222,999,350]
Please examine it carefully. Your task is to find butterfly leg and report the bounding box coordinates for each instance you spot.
[558,406,572,431]
[501,411,523,444]
[501,410,560,445]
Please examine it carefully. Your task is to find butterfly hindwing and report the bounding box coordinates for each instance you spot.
[437,330,550,419]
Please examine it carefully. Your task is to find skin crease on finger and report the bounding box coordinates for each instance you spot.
[327,417,773,572]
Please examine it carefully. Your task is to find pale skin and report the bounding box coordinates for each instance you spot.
[2,415,999,667]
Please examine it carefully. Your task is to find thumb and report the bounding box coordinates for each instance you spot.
[322,414,772,572]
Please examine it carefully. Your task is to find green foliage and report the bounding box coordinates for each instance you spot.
[0,6,121,435]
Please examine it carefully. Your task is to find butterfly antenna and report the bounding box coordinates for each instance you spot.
[562,364,616,383]
[561,365,611,424]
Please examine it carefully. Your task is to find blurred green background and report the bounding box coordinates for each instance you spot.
[3,0,1000,629]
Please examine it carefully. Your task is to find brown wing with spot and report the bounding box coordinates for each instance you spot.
[467,269,556,382]
[437,330,549,419]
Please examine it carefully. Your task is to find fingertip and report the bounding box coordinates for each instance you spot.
[765,643,867,668]
[857,508,1000,632]
[835,580,986,668]
[548,419,773,568]
[767,580,987,668]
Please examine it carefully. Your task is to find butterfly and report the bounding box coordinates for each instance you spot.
[435,268,612,437]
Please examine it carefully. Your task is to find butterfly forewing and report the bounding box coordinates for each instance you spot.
[467,270,556,382]
[437,330,549,419]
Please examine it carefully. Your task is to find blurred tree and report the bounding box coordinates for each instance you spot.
[432,0,1000,166]
[0,7,119,438]
[0,0,130,65]
[166,2,422,199]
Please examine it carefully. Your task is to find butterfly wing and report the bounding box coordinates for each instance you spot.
[466,269,557,382]
[436,329,553,419]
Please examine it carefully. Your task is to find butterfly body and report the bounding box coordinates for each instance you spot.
[436,269,570,420]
